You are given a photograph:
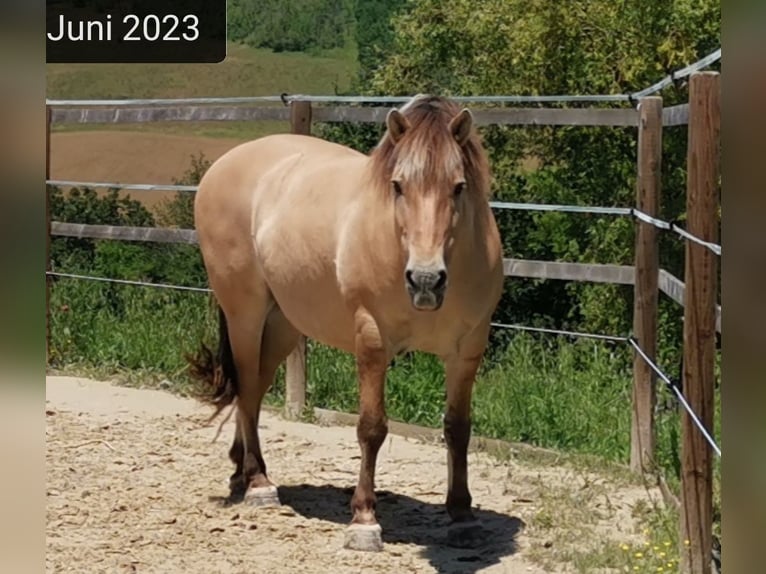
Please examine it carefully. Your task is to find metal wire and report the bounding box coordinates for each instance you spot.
[490,322,628,343]
[630,49,722,99]
[45,96,286,106]
[47,180,197,192]
[670,224,722,255]
[47,271,212,293]
[628,337,721,458]
[490,201,633,215]
[288,94,634,104]
[631,208,672,230]
[633,209,722,256]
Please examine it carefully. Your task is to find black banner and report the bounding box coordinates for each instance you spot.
[46,1,226,63]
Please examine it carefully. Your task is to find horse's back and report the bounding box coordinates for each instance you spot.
[197,134,362,210]
[195,133,363,262]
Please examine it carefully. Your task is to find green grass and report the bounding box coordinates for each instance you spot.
[46,42,358,138]
[50,279,218,395]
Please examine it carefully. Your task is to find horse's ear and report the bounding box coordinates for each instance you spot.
[386,109,410,143]
[449,108,473,146]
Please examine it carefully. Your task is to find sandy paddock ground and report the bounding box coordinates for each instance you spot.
[46,376,652,573]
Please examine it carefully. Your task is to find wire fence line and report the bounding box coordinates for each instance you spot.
[489,201,634,216]
[47,180,198,192]
[47,179,721,256]
[47,269,721,458]
[45,48,720,108]
[630,48,722,99]
[628,337,722,458]
[46,271,212,293]
[489,322,628,343]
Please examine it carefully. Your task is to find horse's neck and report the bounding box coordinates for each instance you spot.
[453,196,491,261]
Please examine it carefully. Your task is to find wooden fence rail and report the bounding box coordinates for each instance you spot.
[46,76,720,573]
[48,220,723,333]
[51,102,697,128]
[52,104,640,127]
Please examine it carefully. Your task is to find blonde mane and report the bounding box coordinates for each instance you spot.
[368,95,491,198]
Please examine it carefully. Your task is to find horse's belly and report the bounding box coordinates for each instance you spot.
[257,233,356,353]
[272,280,356,352]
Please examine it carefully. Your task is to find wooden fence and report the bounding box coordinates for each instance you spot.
[45,72,720,574]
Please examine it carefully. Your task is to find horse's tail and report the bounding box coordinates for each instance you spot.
[187,305,239,419]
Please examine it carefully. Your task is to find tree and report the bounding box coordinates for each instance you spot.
[228,0,355,53]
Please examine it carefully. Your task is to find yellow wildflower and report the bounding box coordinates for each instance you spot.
[684,539,691,546]
[635,552,644,558]
[664,541,671,547]
[620,544,630,551]
[659,552,666,558]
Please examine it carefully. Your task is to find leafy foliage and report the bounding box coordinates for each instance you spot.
[228,0,356,53]
[361,0,720,363]
[354,0,408,84]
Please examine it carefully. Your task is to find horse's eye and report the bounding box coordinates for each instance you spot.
[453,182,466,197]
[392,181,403,196]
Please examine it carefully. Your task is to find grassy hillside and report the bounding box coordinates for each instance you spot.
[47,42,358,138]
[47,42,357,99]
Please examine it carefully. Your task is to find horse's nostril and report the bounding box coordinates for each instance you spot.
[405,269,416,289]
[434,270,448,291]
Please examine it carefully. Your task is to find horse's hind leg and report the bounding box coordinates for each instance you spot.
[221,292,270,501]
[227,302,300,505]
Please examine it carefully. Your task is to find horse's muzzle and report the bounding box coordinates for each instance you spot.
[405,268,447,311]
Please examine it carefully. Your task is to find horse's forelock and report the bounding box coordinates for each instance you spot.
[369,96,490,198]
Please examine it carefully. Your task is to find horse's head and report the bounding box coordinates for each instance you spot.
[371,95,490,311]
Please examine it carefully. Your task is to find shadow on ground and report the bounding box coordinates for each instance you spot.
[277,483,524,574]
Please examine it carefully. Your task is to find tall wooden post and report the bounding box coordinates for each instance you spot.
[680,72,720,574]
[631,96,662,473]
[284,100,312,419]
[46,105,52,364]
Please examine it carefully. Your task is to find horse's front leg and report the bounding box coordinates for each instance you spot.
[344,309,389,552]
[443,323,490,547]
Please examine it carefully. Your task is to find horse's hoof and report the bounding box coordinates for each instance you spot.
[244,485,281,507]
[446,520,485,548]
[343,523,383,552]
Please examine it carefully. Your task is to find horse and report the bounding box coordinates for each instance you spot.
[189,94,504,551]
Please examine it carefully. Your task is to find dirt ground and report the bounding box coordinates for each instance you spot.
[49,131,247,210]
[50,131,246,185]
[46,376,653,573]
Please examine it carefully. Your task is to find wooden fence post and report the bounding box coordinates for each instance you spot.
[680,72,720,574]
[284,100,312,419]
[46,105,52,364]
[631,96,662,473]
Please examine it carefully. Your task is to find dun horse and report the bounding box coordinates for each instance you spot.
[190,95,504,551]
